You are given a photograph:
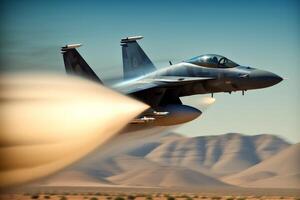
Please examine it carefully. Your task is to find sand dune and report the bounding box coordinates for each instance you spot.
[223,143,300,188]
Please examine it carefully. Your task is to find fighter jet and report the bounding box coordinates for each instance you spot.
[61,36,282,126]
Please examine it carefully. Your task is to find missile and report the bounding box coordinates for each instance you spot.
[153,111,169,116]
[61,44,82,51]
[121,36,144,43]
[131,116,155,124]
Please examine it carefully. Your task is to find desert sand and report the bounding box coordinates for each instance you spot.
[1,186,299,200]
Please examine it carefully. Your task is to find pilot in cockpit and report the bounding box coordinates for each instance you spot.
[211,56,218,65]
[186,54,239,68]
[203,56,218,66]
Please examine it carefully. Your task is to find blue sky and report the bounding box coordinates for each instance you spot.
[1,0,299,142]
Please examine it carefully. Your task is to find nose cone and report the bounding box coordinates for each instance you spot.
[249,70,283,88]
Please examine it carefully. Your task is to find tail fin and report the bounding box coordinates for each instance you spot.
[61,44,102,84]
[121,36,156,80]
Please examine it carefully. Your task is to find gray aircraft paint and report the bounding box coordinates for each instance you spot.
[61,36,282,127]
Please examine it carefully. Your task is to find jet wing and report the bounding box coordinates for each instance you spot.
[115,76,214,95]
[116,81,159,94]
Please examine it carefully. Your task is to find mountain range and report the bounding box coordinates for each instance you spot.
[37,132,299,189]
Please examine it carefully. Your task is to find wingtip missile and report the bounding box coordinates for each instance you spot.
[61,44,82,52]
[121,36,144,43]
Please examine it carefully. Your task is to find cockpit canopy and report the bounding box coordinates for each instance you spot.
[186,54,239,68]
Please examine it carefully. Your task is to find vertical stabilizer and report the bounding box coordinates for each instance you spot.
[61,44,102,84]
[121,36,156,80]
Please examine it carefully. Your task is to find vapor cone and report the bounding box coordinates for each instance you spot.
[197,96,216,111]
[0,73,148,187]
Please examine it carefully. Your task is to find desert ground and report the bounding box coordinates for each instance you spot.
[1,186,300,200]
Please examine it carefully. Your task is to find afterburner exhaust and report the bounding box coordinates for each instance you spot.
[0,73,148,187]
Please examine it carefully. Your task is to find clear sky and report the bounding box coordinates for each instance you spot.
[1,0,299,142]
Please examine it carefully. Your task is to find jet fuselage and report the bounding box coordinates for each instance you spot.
[146,61,282,96]
[61,38,283,127]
